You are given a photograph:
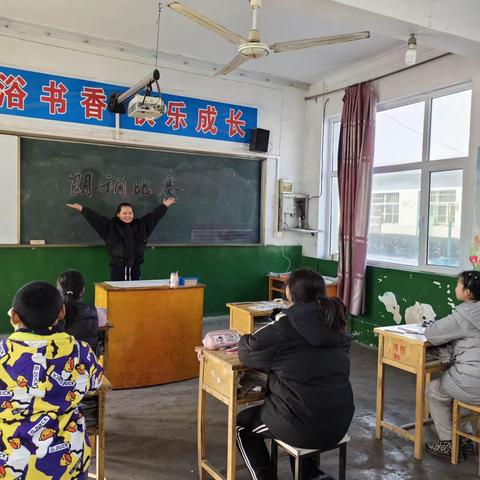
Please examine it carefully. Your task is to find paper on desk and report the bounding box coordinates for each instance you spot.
[249,301,288,311]
[104,279,170,288]
[398,323,425,335]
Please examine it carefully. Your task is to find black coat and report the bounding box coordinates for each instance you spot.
[82,205,168,267]
[238,302,354,449]
[58,303,99,354]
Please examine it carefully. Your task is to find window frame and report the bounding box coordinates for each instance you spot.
[325,82,473,274]
[326,114,341,260]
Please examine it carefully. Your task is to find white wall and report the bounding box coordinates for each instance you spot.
[303,51,480,261]
[0,35,308,246]
[0,135,19,243]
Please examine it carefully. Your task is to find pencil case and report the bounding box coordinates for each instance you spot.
[202,330,240,350]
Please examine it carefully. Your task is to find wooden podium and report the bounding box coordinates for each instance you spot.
[95,282,205,389]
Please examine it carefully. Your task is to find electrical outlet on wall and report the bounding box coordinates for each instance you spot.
[274,231,283,239]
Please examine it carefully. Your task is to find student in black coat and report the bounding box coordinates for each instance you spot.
[56,270,99,354]
[66,197,175,280]
[237,268,354,480]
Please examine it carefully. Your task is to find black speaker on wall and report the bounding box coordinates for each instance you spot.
[249,128,270,153]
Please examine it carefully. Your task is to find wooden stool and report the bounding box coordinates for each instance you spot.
[452,399,480,476]
[271,434,350,480]
[86,376,112,480]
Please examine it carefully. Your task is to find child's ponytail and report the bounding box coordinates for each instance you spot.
[57,270,85,328]
[317,296,348,332]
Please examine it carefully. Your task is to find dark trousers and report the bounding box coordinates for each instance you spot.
[110,264,141,281]
[237,406,277,480]
[236,406,320,480]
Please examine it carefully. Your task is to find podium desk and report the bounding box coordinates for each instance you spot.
[95,282,205,389]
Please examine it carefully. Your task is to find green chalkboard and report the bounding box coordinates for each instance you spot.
[20,138,262,245]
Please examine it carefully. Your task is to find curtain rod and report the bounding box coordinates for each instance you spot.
[304,52,452,101]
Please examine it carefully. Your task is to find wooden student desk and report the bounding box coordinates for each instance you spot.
[226,301,287,335]
[228,283,338,335]
[267,275,338,301]
[196,348,264,480]
[95,282,205,389]
[374,325,447,459]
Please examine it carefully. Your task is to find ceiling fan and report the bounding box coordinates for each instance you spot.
[167,0,370,76]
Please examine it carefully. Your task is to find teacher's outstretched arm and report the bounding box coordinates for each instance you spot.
[66,203,109,241]
[144,196,176,237]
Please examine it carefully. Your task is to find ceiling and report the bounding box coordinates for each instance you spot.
[0,0,474,87]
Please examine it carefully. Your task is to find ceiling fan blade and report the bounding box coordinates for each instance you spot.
[215,55,251,76]
[271,31,370,53]
[168,2,247,45]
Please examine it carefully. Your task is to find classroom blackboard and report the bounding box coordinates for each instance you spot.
[20,138,262,245]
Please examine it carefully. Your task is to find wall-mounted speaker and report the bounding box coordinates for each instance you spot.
[249,128,270,153]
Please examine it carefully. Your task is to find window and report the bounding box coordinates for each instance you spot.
[327,85,471,271]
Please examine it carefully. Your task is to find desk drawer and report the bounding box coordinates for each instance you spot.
[203,355,234,398]
[384,336,421,368]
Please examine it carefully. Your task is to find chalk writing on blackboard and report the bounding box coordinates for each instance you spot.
[162,175,181,199]
[69,171,155,198]
[70,171,93,198]
[133,178,153,196]
[99,174,127,198]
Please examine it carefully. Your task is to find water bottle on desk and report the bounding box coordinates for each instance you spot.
[170,271,179,288]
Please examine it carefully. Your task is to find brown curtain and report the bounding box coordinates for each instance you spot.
[337,82,376,315]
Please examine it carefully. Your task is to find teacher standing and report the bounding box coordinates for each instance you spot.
[66,197,176,281]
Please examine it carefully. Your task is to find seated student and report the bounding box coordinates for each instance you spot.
[0,281,103,479]
[424,270,480,458]
[236,268,354,480]
[57,270,99,354]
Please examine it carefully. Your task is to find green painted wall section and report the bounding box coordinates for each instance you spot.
[0,245,301,333]
[302,256,458,347]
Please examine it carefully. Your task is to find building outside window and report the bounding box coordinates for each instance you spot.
[371,192,400,226]
[430,190,457,226]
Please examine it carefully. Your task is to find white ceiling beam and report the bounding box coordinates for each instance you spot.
[328,0,480,57]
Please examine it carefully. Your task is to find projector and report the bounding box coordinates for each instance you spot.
[128,94,165,119]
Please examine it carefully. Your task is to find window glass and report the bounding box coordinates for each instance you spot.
[331,121,341,172]
[429,90,471,161]
[427,170,463,267]
[330,177,339,255]
[374,102,425,166]
[367,170,421,265]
